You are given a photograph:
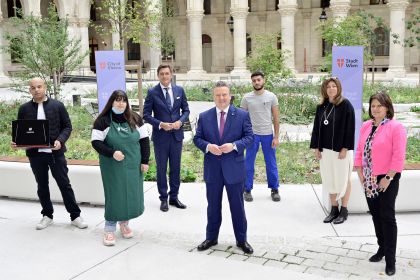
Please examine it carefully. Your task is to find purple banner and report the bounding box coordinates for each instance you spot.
[332,46,364,151]
[95,50,126,113]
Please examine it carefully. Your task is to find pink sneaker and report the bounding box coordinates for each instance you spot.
[103,232,116,246]
[119,222,134,239]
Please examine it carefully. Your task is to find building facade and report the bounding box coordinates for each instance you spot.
[0,0,419,79]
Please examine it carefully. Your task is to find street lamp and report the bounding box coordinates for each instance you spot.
[227,16,234,33]
[319,8,327,21]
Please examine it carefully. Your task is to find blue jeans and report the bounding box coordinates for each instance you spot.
[245,134,279,192]
[104,220,129,232]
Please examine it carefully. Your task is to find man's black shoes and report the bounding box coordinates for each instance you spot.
[236,241,254,254]
[160,200,169,212]
[197,240,218,251]
[169,198,187,209]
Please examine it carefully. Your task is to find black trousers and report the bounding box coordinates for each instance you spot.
[29,153,81,220]
[366,173,400,265]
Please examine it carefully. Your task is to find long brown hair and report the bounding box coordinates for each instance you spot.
[320,77,344,105]
[94,90,140,129]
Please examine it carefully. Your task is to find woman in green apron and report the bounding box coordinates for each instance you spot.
[92,90,150,246]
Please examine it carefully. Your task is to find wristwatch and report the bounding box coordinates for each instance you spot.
[385,175,393,181]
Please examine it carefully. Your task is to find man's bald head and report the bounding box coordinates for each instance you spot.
[29,77,47,103]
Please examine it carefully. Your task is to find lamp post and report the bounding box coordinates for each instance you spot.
[226,16,234,33]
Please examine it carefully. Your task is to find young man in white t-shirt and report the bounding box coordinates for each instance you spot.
[240,71,280,202]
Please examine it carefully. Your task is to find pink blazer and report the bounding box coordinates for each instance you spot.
[354,119,407,175]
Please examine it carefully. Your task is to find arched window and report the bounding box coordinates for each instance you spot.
[204,0,211,15]
[246,33,252,55]
[127,39,141,61]
[374,27,389,56]
[10,38,22,63]
[7,0,22,18]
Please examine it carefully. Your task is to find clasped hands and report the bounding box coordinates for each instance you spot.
[208,143,234,155]
[161,120,182,131]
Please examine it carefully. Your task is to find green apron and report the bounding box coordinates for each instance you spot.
[99,114,144,221]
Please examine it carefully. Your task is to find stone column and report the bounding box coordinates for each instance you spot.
[230,0,249,77]
[79,19,92,74]
[187,0,205,77]
[302,10,312,72]
[386,0,409,79]
[0,10,10,81]
[278,0,297,73]
[329,0,351,22]
[148,0,161,76]
[21,0,41,17]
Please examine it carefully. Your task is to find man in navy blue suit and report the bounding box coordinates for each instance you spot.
[193,81,254,254]
[143,65,190,212]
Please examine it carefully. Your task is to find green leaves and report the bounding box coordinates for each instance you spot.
[3,4,88,97]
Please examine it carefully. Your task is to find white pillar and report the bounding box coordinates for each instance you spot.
[147,0,161,76]
[330,0,351,22]
[187,0,205,77]
[386,0,409,79]
[21,0,41,17]
[278,0,297,74]
[0,12,10,82]
[302,10,312,72]
[230,0,249,77]
[79,19,92,74]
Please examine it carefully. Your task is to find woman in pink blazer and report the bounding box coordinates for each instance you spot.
[354,92,407,276]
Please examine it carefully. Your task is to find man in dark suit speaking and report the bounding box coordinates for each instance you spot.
[193,81,254,254]
[143,65,190,212]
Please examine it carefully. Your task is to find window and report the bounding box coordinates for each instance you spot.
[275,0,279,10]
[370,0,388,4]
[374,27,389,56]
[10,38,22,63]
[246,33,252,55]
[277,36,282,50]
[204,0,211,15]
[127,39,141,61]
[322,39,332,57]
[90,2,97,21]
[7,0,22,18]
[321,0,330,8]
[248,0,251,12]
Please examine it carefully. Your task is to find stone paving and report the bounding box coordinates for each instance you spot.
[137,229,420,280]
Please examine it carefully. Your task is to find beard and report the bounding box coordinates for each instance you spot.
[253,84,264,91]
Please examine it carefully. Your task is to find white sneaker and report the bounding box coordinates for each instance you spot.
[119,222,134,239]
[103,232,116,246]
[36,216,53,230]
[71,217,88,229]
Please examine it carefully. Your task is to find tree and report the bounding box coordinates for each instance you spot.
[161,0,175,59]
[317,10,389,83]
[3,5,88,98]
[94,0,160,51]
[246,33,292,83]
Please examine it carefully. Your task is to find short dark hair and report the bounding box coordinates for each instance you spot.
[157,64,172,74]
[251,71,264,79]
[368,91,395,120]
[214,80,230,89]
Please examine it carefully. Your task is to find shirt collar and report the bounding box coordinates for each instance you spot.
[216,105,229,114]
[32,96,48,103]
[160,83,171,91]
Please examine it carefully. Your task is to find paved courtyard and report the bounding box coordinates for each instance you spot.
[1,183,420,280]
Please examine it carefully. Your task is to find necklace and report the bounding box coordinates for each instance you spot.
[323,104,335,125]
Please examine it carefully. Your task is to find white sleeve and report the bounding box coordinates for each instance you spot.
[91,128,110,141]
[136,124,150,139]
